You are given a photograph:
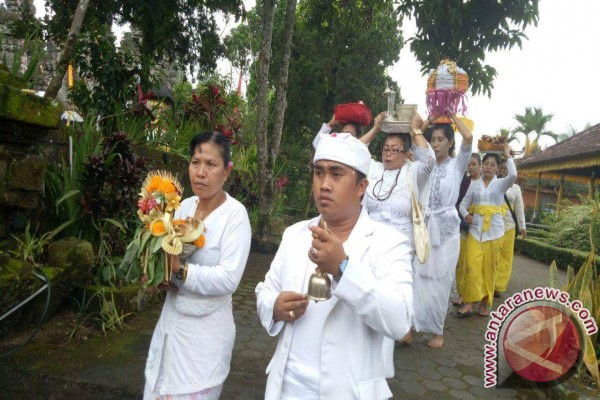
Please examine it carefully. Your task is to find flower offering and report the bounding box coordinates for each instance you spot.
[121,170,205,288]
[426,60,469,121]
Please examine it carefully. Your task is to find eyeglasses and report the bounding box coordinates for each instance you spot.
[382,148,404,155]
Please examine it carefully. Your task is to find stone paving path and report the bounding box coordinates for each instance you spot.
[222,253,593,400]
[2,252,597,399]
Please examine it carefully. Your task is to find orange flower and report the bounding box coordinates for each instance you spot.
[150,220,166,236]
[172,219,186,226]
[158,180,177,194]
[193,234,206,248]
[147,176,163,193]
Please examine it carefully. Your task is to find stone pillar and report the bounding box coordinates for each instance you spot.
[532,172,542,222]
[557,174,565,212]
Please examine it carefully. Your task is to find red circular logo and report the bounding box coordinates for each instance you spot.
[503,305,581,383]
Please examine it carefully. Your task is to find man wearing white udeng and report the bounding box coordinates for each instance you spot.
[255,133,414,399]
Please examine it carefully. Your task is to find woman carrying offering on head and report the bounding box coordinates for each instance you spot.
[143,132,252,400]
[453,153,481,307]
[458,146,516,317]
[412,111,473,348]
[359,110,435,375]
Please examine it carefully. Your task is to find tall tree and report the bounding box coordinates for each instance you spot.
[229,0,541,236]
[283,0,402,136]
[255,0,298,239]
[399,0,540,97]
[44,0,89,99]
[513,107,557,156]
[255,0,277,239]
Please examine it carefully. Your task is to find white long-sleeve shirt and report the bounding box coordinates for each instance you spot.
[255,208,413,400]
[365,145,435,250]
[503,183,526,232]
[144,193,251,396]
[459,158,517,242]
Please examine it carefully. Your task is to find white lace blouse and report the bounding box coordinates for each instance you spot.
[365,145,435,250]
[423,142,472,247]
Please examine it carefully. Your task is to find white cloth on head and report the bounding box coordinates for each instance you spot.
[313,132,372,175]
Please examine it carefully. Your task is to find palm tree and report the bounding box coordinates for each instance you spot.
[512,107,558,156]
[498,128,520,144]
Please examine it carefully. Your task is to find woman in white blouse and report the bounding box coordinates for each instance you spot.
[143,132,252,400]
[495,159,526,296]
[412,114,473,348]
[360,112,435,252]
[458,147,516,317]
[360,112,435,376]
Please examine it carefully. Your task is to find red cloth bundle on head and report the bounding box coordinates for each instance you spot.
[334,102,372,126]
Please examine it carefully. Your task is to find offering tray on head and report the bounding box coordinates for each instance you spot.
[380,89,415,133]
[478,134,507,153]
[380,120,412,134]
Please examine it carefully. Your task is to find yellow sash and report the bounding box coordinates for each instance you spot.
[501,203,509,217]
[469,204,503,232]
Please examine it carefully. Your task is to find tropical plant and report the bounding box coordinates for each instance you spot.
[513,107,558,156]
[549,198,600,388]
[9,221,74,266]
[543,199,600,253]
[96,289,134,335]
[0,30,46,85]
[498,128,520,145]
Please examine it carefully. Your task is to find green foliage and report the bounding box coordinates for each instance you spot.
[173,80,194,109]
[9,221,74,266]
[70,26,141,118]
[398,0,540,97]
[96,288,134,334]
[514,237,600,274]
[548,202,600,387]
[43,0,244,87]
[0,30,46,86]
[542,200,600,253]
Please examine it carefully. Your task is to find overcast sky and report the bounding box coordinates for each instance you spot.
[389,0,600,148]
[29,0,599,149]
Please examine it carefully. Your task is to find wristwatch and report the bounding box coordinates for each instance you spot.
[412,129,423,136]
[336,256,349,280]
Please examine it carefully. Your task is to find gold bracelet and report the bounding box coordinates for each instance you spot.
[412,129,423,136]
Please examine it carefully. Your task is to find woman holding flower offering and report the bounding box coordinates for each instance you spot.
[143,132,252,400]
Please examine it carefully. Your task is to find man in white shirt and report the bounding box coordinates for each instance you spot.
[256,133,414,400]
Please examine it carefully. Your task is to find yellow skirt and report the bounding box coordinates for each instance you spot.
[455,237,467,295]
[462,234,501,304]
[495,228,516,293]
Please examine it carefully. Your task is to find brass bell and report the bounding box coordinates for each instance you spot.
[307,268,332,302]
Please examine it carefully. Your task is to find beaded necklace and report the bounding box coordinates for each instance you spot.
[372,167,402,201]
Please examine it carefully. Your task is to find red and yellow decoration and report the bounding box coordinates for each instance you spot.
[124,170,206,288]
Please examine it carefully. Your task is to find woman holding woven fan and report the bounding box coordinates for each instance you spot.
[458,146,516,318]
[143,132,251,400]
[412,111,473,349]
